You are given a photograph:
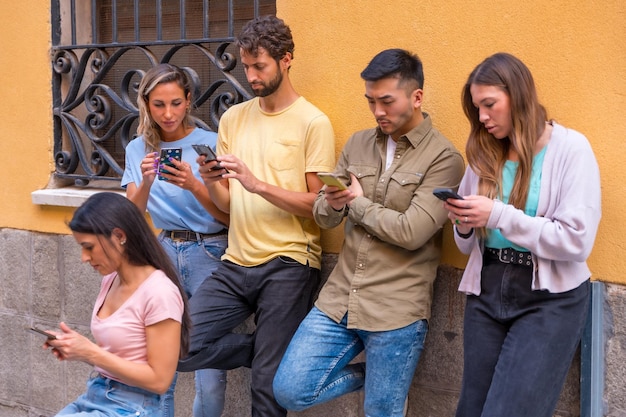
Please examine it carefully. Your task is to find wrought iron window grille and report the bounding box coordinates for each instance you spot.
[51,0,274,188]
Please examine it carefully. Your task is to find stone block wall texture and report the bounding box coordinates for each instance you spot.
[0,228,623,416]
[605,285,626,417]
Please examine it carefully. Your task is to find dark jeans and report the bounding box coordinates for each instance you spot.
[178,257,321,417]
[455,254,590,417]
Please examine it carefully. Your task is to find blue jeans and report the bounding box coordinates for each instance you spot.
[178,257,321,417]
[273,307,427,417]
[159,233,228,417]
[55,374,161,416]
[455,254,590,417]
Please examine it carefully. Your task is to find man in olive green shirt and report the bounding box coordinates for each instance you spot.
[273,49,464,416]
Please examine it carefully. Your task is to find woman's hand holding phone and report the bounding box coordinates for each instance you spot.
[156,148,196,190]
[28,326,57,340]
[138,152,159,184]
[433,188,464,202]
[434,189,494,231]
[158,148,183,181]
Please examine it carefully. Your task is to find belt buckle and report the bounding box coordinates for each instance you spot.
[169,231,186,242]
[497,248,511,264]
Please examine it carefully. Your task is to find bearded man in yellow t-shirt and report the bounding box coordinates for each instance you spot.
[177,15,335,417]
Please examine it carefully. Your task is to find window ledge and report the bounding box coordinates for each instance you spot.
[31,187,126,207]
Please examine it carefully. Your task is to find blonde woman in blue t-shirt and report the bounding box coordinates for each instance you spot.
[121,63,229,417]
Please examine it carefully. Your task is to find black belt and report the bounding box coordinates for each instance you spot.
[485,247,533,266]
[162,229,227,242]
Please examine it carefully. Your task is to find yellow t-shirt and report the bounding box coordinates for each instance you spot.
[217,97,335,269]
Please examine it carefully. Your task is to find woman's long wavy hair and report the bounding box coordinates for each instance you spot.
[462,53,547,213]
[136,63,193,153]
[69,192,191,357]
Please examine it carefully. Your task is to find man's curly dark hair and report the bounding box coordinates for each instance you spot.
[236,15,295,62]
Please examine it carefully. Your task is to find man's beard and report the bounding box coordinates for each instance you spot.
[251,70,283,97]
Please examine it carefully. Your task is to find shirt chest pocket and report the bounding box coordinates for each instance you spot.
[386,171,423,211]
[348,164,378,197]
[267,138,302,171]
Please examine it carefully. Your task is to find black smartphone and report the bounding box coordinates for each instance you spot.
[317,172,348,190]
[158,148,183,181]
[191,144,227,171]
[433,188,464,201]
[27,326,57,340]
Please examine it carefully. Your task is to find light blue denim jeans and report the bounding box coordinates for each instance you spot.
[273,307,427,417]
[159,232,228,417]
[55,374,161,416]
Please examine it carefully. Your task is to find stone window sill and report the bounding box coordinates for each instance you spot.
[31,187,125,207]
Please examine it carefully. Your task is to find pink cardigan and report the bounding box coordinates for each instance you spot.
[455,123,601,295]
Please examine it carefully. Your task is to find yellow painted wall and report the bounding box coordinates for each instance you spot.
[1,1,624,284]
[0,2,61,230]
[278,0,626,283]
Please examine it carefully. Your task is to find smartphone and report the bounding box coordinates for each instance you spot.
[158,148,182,181]
[318,172,348,191]
[191,144,227,171]
[433,188,464,201]
[27,326,57,340]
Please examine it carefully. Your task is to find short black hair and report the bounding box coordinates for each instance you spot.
[361,48,424,90]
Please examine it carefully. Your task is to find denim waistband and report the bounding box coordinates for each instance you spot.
[92,372,153,394]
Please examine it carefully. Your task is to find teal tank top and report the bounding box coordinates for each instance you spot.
[485,145,548,251]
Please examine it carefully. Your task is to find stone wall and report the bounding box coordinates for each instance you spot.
[0,228,623,416]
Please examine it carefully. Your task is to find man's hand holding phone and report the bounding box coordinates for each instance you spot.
[196,157,228,190]
[318,172,358,211]
[192,144,228,172]
[318,172,348,191]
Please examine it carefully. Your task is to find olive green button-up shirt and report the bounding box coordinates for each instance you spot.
[313,114,464,331]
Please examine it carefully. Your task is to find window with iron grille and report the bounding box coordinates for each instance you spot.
[51,0,275,188]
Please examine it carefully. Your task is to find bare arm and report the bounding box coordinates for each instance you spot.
[219,154,322,218]
[46,320,181,395]
[125,152,159,212]
[198,156,231,213]
[189,180,229,225]
[248,171,322,218]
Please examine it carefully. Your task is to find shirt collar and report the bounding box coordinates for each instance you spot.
[375,112,432,148]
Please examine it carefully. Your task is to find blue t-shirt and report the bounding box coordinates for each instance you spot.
[486,145,548,251]
[122,128,226,233]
